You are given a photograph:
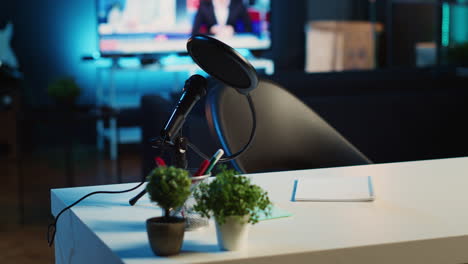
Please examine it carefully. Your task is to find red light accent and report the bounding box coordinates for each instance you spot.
[248,8,261,21]
[100,40,118,50]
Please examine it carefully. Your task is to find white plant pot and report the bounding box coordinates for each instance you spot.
[215,215,250,251]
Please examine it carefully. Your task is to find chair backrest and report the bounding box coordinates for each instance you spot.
[205,79,371,173]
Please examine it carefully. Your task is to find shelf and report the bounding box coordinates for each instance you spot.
[100,126,141,144]
[97,94,142,109]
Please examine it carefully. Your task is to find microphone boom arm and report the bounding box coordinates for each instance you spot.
[129,75,206,206]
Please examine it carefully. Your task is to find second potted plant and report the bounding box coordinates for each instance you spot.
[146,166,192,256]
[193,166,272,251]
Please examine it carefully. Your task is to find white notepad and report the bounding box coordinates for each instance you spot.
[293,176,375,202]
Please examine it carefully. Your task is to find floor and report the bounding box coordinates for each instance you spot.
[0,143,142,263]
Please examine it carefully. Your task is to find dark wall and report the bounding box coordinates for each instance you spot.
[308,0,369,21]
[390,3,437,66]
[264,0,307,71]
[0,0,98,106]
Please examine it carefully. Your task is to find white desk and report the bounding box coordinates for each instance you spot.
[51,157,468,264]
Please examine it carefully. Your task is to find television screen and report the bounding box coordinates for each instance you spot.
[97,0,271,55]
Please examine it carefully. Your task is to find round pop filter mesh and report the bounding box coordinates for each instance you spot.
[187,35,258,94]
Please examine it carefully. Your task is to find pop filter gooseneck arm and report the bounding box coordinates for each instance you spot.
[186,34,259,162]
[186,94,256,162]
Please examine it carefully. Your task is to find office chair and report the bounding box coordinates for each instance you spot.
[205,79,371,173]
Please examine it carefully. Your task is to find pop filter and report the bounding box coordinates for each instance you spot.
[187,34,258,95]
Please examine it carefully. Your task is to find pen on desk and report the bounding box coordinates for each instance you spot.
[154,156,166,167]
[205,149,224,175]
[193,159,210,177]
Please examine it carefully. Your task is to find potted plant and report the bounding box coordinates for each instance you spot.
[146,166,192,256]
[193,166,272,251]
[47,77,81,107]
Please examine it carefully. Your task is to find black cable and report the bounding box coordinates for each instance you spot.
[187,94,256,162]
[47,180,146,247]
[128,135,169,206]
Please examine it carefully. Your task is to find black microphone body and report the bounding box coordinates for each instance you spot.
[130,36,258,206]
[161,74,207,142]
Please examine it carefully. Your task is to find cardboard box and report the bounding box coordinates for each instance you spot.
[305,21,383,72]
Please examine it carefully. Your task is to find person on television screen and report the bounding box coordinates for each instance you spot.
[191,0,252,37]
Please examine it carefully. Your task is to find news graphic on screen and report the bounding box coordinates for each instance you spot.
[97,0,271,55]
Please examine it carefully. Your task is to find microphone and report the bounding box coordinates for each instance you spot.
[161,74,207,142]
[129,75,206,206]
[130,35,258,206]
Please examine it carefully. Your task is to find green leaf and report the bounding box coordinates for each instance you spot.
[192,165,272,225]
[146,166,191,218]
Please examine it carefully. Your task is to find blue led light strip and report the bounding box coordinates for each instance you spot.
[441,2,451,47]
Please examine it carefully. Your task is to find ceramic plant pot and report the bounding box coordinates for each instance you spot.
[146,216,185,256]
[215,215,250,251]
